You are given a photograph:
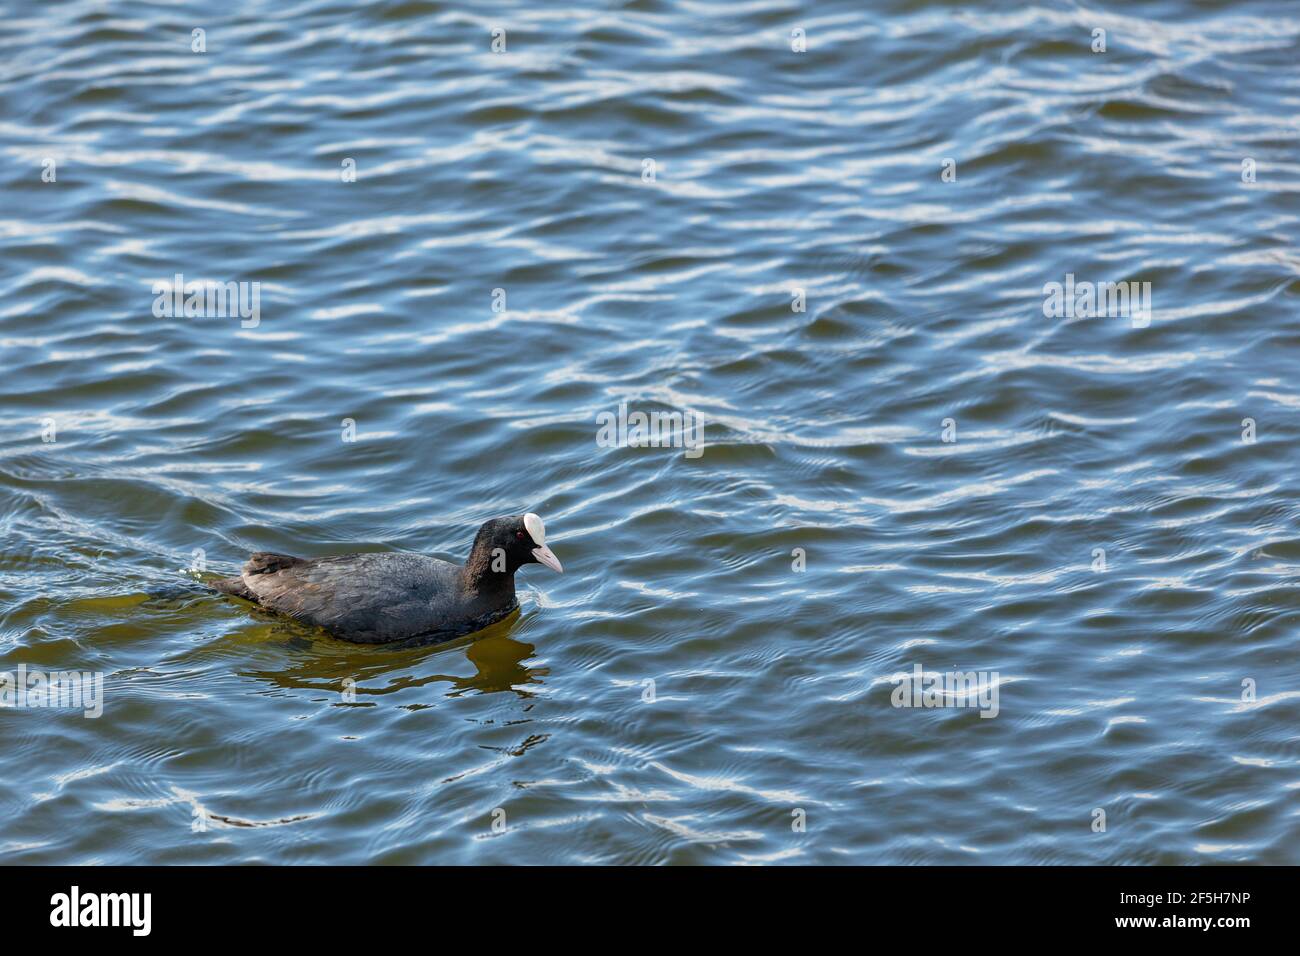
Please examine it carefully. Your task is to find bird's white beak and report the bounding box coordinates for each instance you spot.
[532,545,563,573]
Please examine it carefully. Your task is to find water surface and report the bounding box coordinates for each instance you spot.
[2,0,1299,864]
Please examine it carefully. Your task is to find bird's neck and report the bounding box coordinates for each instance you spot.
[459,542,517,603]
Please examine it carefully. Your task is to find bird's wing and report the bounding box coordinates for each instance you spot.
[238,552,459,642]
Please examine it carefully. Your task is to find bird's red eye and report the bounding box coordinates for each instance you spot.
[516,531,526,541]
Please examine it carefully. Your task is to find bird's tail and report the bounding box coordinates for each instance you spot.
[211,575,257,601]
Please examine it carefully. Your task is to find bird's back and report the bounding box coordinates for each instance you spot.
[222,550,508,643]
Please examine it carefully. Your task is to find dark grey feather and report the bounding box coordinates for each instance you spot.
[210,515,556,645]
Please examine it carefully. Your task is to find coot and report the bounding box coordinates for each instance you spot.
[212,513,562,644]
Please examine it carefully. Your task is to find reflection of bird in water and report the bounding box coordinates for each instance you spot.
[239,621,548,703]
[455,632,547,697]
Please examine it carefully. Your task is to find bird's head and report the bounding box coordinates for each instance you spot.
[472,512,563,577]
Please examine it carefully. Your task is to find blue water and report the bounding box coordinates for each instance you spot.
[1,0,1298,864]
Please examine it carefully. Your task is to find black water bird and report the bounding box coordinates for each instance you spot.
[212,513,562,644]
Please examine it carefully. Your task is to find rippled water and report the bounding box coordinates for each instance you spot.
[2,0,1298,865]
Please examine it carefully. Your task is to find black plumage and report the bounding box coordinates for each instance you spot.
[212,514,562,644]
